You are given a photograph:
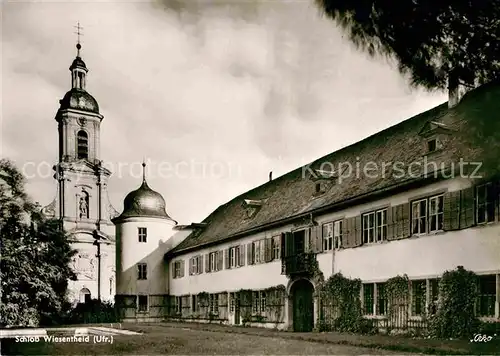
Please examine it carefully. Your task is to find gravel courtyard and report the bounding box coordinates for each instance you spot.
[3,323,409,355]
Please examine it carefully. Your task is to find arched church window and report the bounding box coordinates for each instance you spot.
[79,190,89,219]
[79,288,91,304]
[77,130,88,160]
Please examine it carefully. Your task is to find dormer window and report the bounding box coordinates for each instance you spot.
[242,199,266,220]
[427,138,437,153]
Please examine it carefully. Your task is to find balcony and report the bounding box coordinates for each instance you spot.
[282,253,318,276]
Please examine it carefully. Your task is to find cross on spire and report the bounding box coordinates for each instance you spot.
[74,22,84,56]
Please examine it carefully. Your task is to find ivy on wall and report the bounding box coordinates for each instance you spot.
[429,266,480,339]
[317,273,374,333]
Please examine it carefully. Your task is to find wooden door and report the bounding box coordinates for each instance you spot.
[292,279,314,332]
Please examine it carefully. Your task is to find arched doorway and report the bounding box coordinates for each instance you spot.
[290,279,314,332]
[79,288,91,304]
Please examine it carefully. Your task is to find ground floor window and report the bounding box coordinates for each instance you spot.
[252,291,266,314]
[137,295,148,312]
[209,294,219,315]
[477,275,496,317]
[191,295,199,313]
[363,284,374,315]
[377,283,387,316]
[411,280,426,316]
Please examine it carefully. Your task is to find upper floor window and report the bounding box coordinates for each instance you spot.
[229,246,239,268]
[271,235,281,260]
[411,194,443,235]
[138,227,147,243]
[173,260,184,278]
[476,183,496,224]
[189,255,203,275]
[207,251,222,272]
[362,209,387,244]
[323,220,343,251]
[77,130,88,160]
[137,263,147,280]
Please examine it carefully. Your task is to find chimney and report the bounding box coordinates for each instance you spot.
[269,171,273,182]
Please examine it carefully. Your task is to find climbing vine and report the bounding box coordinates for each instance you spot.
[385,274,410,300]
[317,273,373,333]
[429,266,480,339]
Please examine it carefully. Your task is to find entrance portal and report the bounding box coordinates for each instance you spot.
[291,279,314,332]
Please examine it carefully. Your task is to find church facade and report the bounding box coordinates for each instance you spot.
[41,43,118,304]
[114,77,500,330]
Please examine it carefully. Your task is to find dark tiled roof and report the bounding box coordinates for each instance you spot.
[170,82,500,256]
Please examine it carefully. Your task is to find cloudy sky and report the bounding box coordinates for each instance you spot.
[2,0,447,224]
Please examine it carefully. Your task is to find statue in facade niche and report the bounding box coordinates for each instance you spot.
[79,195,88,219]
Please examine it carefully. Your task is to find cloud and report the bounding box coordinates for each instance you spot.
[2,0,447,224]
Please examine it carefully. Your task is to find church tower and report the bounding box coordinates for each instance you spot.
[41,36,118,305]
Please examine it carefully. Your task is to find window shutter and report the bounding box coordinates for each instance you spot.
[354,216,362,246]
[304,229,310,252]
[401,203,410,238]
[239,244,246,266]
[280,233,286,259]
[189,258,193,275]
[343,217,354,248]
[260,239,266,263]
[180,260,185,278]
[389,204,405,240]
[171,263,176,279]
[386,205,394,240]
[198,255,203,274]
[225,248,230,269]
[217,250,223,271]
[285,232,294,257]
[340,218,348,248]
[443,191,461,231]
[310,225,323,253]
[460,187,475,229]
[205,254,210,273]
[247,243,254,265]
[265,238,272,262]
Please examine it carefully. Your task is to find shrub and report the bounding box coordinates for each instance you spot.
[429,266,480,339]
[66,299,119,324]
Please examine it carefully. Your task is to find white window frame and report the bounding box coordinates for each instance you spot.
[191,256,198,275]
[428,195,444,232]
[209,252,216,272]
[137,263,147,280]
[333,220,343,249]
[138,227,147,243]
[229,246,239,268]
[272,235,280,260]
[411,194,444,235]
[322,222,333,251]
[476,183,496,224]
[175,296,182,314]
[173,261,182,278]
[362,209,387,244]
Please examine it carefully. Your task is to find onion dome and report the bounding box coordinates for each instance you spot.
[59,89,99,114]
[113,162,175,222]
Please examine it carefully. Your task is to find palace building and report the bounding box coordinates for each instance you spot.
[43,42,499,331]
[113,75,500,331]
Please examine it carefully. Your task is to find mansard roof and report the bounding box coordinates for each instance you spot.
[168,81,500,257]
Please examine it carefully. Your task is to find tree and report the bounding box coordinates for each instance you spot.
[315,0,500,90]
[0,159,77,327]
